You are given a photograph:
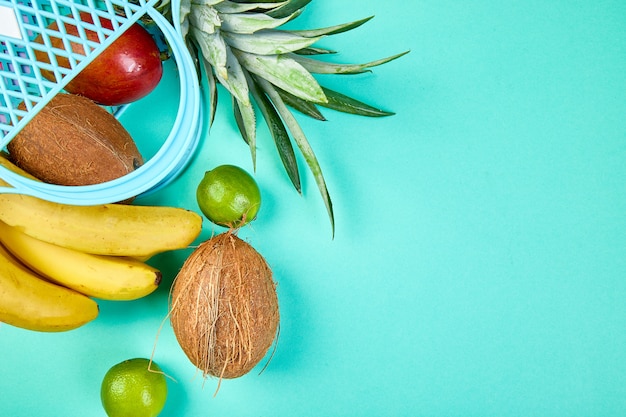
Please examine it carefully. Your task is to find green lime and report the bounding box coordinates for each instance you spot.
[100,358,168,417]
[196,164,261,228]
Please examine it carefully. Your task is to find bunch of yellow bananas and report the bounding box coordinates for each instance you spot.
[0,155,202,332]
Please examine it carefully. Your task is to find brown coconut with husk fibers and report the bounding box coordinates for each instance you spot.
[170,232,279,380]
[8,93,143,187]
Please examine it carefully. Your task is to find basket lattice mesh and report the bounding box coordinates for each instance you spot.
[0,0,158,146]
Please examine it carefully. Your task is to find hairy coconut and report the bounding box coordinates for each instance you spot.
[170,232,279,381]
[8,93,143,186]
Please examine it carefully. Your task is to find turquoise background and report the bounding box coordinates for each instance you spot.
[2,0,626,415]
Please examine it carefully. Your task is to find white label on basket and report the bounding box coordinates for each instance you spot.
[0,5,22,40]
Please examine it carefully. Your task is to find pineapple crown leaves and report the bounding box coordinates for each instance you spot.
[160,0,408,236]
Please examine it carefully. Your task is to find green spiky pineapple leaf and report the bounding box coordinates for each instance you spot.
[320,86,395,117]
[256,76,335,236]
[246,70,302,193]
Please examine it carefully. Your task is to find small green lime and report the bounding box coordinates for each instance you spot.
[100,358,168,417]
[196,164,261,228]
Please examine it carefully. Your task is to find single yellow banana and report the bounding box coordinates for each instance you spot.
[0,153,202,258]
[0,220,162,301]
[0,242,99,332]
[0,192,201,261]
[0,193,202,257]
